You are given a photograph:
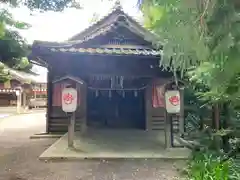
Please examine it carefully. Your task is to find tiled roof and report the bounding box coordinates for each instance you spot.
[29,1,163,64]
[50,47,161,56]
[67,1,159,45]
[0,62,44,84]
[68,1,143,41]
[32,20,156,49]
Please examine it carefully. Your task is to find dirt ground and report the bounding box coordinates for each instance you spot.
[0,113,184,180]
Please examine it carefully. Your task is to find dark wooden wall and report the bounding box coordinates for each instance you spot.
[47,71,87,133]
[45,54,175,133]
[47,75,180,133]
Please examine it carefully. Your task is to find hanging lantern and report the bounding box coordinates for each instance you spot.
[134,90,138,97]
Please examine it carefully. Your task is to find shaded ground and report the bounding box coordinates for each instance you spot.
[0,112,184,180]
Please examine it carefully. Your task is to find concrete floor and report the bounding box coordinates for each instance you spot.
[40,129,191,160]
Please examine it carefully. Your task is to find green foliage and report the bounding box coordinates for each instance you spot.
[140,0,240,106]
[183,113,240,179]
[3,0,82,11]
[0,9,30,29]
[186,152,240,180]
[0,30,28,65]
[140,2,240,179]
[140,0,209,75]
[0,8,32,80]
[13,57,33,73]
[0,63,11,82]
[193,1,240,105]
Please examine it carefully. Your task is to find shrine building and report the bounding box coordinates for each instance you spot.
[29,2,184,147]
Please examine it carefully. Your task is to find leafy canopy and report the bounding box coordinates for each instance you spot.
[140,0,240,104]
[0,8,32,81]
[1,0,82,11]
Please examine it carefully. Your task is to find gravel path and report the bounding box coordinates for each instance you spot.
[0,113,184,180]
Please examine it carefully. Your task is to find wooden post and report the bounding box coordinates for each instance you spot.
[81,84,87,134]
[212,103,220,150]
[145,83,152,131]
[164,84,181,149]
[46,70,53,134]
[179,88,185,136]
[68,112,75,148]
[222,103,230,152]
[164,86,172,149]
[214,104,220,130]
[22,92,27,110]
[165,112,172,148]
[16,90,22,113]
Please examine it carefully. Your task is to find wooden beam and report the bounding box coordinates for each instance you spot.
[52,67,162,78]
[46,69,53,133]
[80,83,87,134]
[179,88,185,136]
[68,112,75,147]
[145,83,152,131]
[41,53,169,78]
[165,112,172,148]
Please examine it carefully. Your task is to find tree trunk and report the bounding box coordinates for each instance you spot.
[222,103,230,152]
[212,104,220,150]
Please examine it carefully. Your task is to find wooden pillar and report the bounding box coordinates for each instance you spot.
[179,88,185,136]
[80,84,87,134]
[212,103,220,150]
[164,82,174,149]
[16,90,21,113]
[165,113,172,148]
[22,92,27,109]
[213,104,220,130]
[46,69,53,134]
[68,112,75,147]
[222,103,230,152]
[145,83,152,131]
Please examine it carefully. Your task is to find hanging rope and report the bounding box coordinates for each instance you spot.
[87,85,147,91]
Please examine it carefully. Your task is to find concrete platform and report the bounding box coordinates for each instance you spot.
[40,129,191,160]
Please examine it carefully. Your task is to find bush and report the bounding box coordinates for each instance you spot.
[185,151,240,180]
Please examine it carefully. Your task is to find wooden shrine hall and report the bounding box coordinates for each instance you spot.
[29,2,184,147]
[0,63,45,110]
